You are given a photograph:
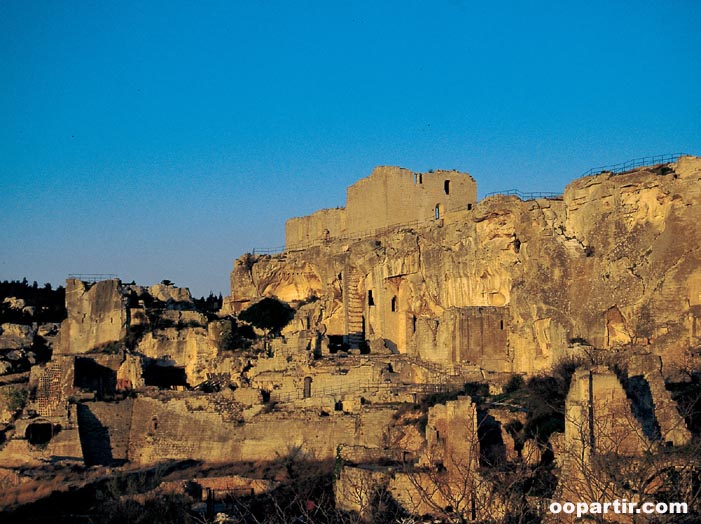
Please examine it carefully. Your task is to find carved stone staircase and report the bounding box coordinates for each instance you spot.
[343,266,365,348]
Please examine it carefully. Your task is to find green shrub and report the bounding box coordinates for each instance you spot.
[4,387,28,413]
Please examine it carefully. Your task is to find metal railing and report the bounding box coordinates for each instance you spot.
[483,189,562,200]
[582,153,687,176]
[68,273,118,283]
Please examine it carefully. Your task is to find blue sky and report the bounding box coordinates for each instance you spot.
[2,0,700,297]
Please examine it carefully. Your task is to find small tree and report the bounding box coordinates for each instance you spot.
[238,298,294,338]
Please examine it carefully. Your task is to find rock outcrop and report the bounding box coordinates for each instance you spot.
[227,156,701,377]
[55,279,127,354]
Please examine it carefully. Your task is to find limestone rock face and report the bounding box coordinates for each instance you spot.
[147,283,193,304]
[55,279,127,354]
[228,157,701,376]
[137,326,216,386]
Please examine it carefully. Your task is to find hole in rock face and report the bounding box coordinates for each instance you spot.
[26,422,54,446]
[143,363,188,389]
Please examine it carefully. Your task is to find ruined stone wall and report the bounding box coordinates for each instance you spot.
[29,356,75,418]
[127,397,241,464]
[286,207,346,248]
[120,396,385,465]
[284,166,477,249]
[77,400,134,465]
[345,167,476,236]
[564,366,647,459]
[47,394,395,466]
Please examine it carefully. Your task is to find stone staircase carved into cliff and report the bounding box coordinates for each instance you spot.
[343,266,364,348]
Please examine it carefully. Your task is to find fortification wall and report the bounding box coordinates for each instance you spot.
[345,167,476,236]
[122,396,383,465]
[284,166,477,249]
[286,207,346,248]
[77,400,134,465]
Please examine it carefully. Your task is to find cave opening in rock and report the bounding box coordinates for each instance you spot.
[26,422,54,446]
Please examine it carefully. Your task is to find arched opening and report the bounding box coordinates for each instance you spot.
[303,377,312,398]
[368,290,374,306]
[444,180,450,195]
[434,204,443,219]
[391,296,397,312]
[26,422,55,446]
[500,319,504,330]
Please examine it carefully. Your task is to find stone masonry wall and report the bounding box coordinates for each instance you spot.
[285,166,477,248]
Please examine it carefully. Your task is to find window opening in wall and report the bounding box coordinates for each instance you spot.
[414,174,417,184]
[444,180,450,195]
[500,319,504,330]
[418,174,423,184]
[391,296,397,312]
[435,205,440,219]
[412,315,417,333]
[303,376,312,398]
[368,290,374,306]
[467,203,472,210]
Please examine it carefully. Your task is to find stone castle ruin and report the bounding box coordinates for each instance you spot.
[1,156,700,522]
[285,166,477,249]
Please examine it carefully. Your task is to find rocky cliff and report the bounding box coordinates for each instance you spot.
[227,156,701,377]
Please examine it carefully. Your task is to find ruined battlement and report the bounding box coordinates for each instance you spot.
[285,165,477,249]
